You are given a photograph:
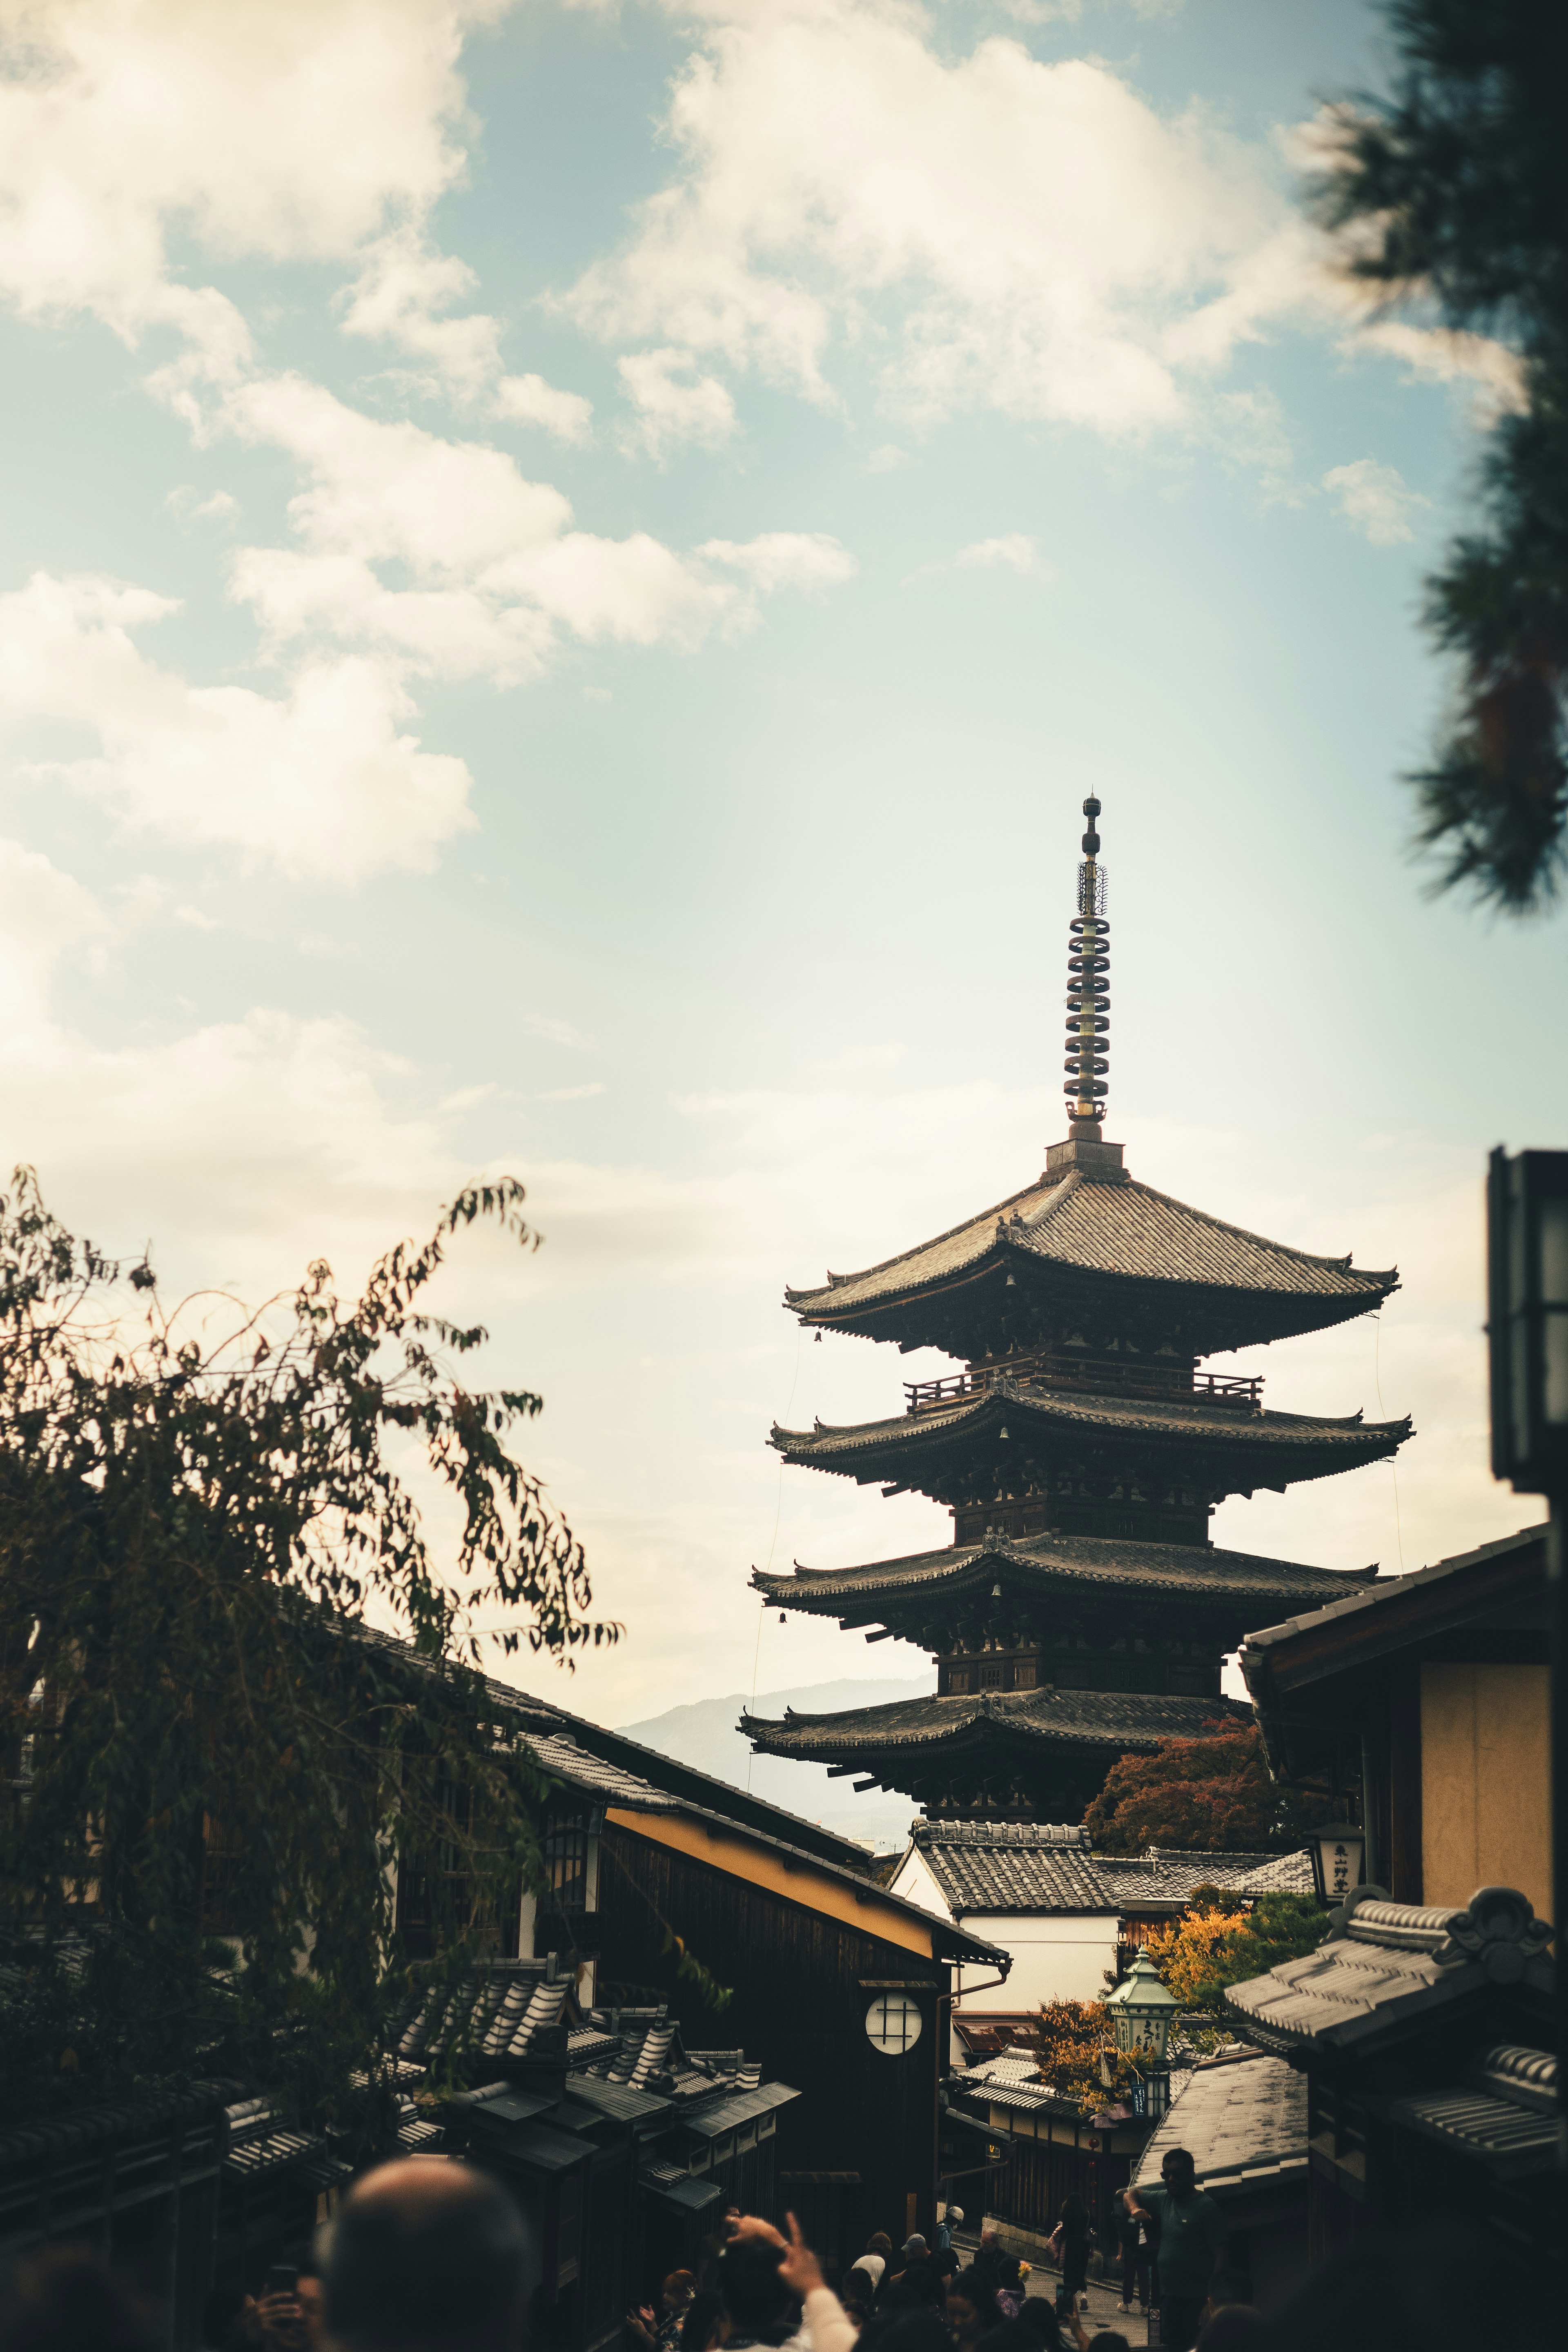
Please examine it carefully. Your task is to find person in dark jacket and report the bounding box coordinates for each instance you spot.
[970,2234,1020,2310]
[1045,2198,1089,2321]
[882,2242,944,2314]
[1112,2189,1152,2315]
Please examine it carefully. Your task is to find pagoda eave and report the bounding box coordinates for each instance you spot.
[741,1688,1254,1780]
[751,1530,1381,1633]
[771,1387,1411,1503]
[791,1252,1400,1359]
[785,1164,1399,1358]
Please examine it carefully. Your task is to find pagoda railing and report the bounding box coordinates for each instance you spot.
[902,1356,1264,1416]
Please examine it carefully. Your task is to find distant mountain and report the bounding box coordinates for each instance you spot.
[616,1675,935,1852]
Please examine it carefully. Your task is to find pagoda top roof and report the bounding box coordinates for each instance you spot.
[753,1529,1379,1619]
[784,1158,1397,1348]
[742,1684,1252,1764]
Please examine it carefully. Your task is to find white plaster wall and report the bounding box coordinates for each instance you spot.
[951,1913,1121,2010]
[888,1849,1121,2062]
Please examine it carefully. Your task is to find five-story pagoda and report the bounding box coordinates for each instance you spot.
[742,798,1411,1821]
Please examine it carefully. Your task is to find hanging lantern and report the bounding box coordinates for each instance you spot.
[1308,1821,1366,1906]
[1104,1951,1179,2064]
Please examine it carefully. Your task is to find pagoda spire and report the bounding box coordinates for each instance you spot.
[1064,794,1109,1134]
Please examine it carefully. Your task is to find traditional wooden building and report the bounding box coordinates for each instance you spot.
[1239,1524,1550,1917]
[745,797,1409,1819]
[1224,1881,1555,2258]
[397,1680,1010,2279]
[947,2051,1156,2258]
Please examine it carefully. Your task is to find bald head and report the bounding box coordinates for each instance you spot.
[326,2160,530,2352]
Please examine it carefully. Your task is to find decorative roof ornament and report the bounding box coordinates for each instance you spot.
[1064,794,1110,1133]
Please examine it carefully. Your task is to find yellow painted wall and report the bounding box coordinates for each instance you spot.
[1420,1663,1552,1920]
[604,1805,936,1958]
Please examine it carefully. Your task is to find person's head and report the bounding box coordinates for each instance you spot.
[663,2276,697,2316]
[1017,2303,1061,2350]
[978,2227,998,2250]
[1160,2149,1197,2200]
[0,2250,159,2352]
[1085,2336,1131,2352]
[680,2292,725,2352]
[944,2271,996,2344]
[901,2239,928,2265]
[867,2237,893,2263]
[325,2159,529,2352]
[715,2242,791,2343]
[1059,2194,1086,2225]
[1194,2312,1275,2352]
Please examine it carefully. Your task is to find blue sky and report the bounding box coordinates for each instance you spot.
[0,0,1557,1760]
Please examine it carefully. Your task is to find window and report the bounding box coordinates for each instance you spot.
[542,1806,591,1911]
[865,1994,923,2055]
[979,1662,1007,1689]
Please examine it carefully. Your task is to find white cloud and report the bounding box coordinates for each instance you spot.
[0,0,501,357]
[617,347,738,459]
[556,4,1517,450]
[559,5,1285,434]
[904,531,1047,586]
[0,572,475,882]
[491,372,596,443]
[697,533,857,594]
[341,229,594,441]
[0,376,854,880]
[1323,458,1430,547]
[955,532,1046,576]
[213,376,854,675]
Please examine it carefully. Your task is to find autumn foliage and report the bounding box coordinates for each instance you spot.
[1145,1890,1327,2016]
[1031,1997,1140,2117]
[1085,1717,1309,1853]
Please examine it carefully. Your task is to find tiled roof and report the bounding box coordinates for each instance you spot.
[912,1822,1160,1915]
[1134,2049,1307,2196]
[1225,1886,1555,2057]
[1145,1848,1313,1898]
[744,1686,1251,1761]
[772,1381,1408,1486]
[786,1166,1396,1324]
[909,1826,1310,1917]
[1232,1850,1314,1897]
[755,1530,1379,1617]
[519,1728,673,1812]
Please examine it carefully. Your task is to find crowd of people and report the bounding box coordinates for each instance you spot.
[0,2144,1475,2352]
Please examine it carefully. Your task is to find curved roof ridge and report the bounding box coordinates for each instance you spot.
[753,1530,1381,1590]
[783,1171,1075,1305]
[1111,1176,1397,1284]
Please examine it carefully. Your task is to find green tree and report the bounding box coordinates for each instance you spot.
[1308,0,1568,909]
[1085,1718,1311,1854]
[0,1169,615,2132]
[1145,1891,1328,2017]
